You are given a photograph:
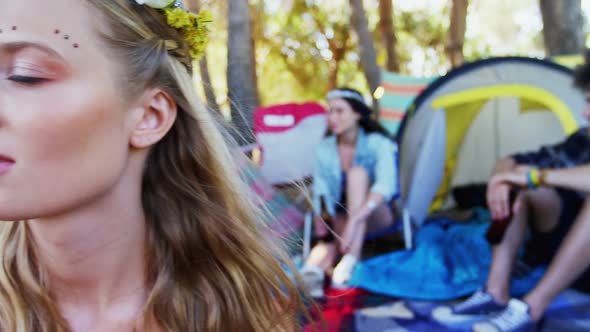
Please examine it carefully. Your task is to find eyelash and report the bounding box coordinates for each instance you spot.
[7,75,48,85]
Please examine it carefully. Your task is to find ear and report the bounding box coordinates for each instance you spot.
[129,89,178,149]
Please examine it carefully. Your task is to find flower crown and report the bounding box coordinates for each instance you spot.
[135,0,212,60]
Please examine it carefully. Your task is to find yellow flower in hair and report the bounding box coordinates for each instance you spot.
[136,0,212,61]
[197,10,213,23]
[165,8,193,29]
[184,28,209,59]
[161,8,212,60]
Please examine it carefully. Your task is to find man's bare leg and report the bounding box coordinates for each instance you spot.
[486,188,562,304]
[524,197,590,320]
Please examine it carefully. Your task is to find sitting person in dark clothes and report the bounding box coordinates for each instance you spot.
[434,51,590,332]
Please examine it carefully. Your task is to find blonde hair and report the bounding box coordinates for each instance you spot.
[0,1,310,331]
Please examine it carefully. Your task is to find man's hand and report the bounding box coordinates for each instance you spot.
[487,179,512,220]
[487,166,530,219]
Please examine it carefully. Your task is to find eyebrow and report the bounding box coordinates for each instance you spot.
[0,41,66,62]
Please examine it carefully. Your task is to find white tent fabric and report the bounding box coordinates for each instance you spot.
[400,108,446,227]
[451,97,566,189]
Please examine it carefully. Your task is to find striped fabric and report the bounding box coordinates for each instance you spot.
[379,70,436,135]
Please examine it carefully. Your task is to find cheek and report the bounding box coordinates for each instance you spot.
[27,99,124,165]
[345,113,358,125]
[0,85,129,219]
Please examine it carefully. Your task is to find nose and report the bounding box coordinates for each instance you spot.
[327,112,337,122]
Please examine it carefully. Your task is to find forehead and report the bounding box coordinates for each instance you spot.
[328,98,352,109]
[0,0,101,61]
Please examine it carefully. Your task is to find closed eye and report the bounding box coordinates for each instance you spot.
[7,75,49,84]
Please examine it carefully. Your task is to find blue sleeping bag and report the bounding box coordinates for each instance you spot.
[351,209,544,300]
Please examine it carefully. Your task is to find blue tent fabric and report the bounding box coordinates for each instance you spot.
[351,209,543,300]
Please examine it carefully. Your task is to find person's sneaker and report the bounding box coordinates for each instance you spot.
[472,299,537,332]
[454,289,507,315]
[432,288,507,322]
[331,254,358,289]
[300,265,325,298]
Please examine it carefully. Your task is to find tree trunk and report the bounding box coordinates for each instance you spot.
[327,64,339,91]
[327,55,342,91]
[378,0,399,72]
[250,4,261,106]
[446,0,468,68]
[327,47,346,91]
[228,0,258,144]
[348,0,382,100]
[183,0,220,113]
[540,0,584,56]
[327,27,350,91]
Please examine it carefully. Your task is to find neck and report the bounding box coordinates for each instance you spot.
[338,126,360,146]
[28,163,148,313]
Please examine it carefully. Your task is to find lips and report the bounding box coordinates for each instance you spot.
[0,155,14,163]
[0,155,15,175]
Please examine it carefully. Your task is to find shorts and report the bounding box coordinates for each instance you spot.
[524,188,590,292]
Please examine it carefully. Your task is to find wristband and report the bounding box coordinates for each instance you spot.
[527,168,540,189]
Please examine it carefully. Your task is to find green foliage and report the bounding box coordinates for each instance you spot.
[395,6,449,75]
[197,0,590,115]
[253,0,367,104]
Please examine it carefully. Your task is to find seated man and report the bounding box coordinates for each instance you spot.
[440,53,590,332]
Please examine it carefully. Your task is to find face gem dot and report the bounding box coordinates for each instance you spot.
[73,43,79,48]
[54,29,60,34]
[11,26,16,31]
[63,35,70,40]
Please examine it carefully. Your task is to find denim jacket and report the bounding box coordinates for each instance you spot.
[312,128,399,216]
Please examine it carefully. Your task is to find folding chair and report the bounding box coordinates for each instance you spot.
[254,102,328,186]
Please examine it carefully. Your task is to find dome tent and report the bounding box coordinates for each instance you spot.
[397,57,586,227]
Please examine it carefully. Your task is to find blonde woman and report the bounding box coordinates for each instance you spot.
[0,0,308,331]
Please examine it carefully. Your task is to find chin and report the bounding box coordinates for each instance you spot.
[0,203,64,222]
[0,212,29,222]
